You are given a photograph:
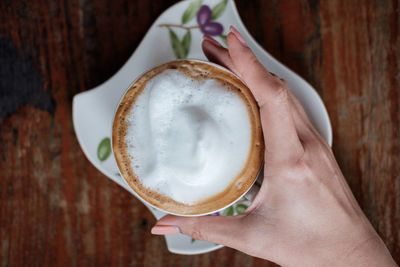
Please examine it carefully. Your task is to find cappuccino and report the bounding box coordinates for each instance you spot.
[113,60,263,215]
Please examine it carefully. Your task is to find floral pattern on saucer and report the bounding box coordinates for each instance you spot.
[158,0,228,59]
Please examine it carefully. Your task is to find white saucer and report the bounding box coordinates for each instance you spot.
[72,0,332,255]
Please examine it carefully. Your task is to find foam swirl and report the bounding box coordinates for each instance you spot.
[125,69,251,204]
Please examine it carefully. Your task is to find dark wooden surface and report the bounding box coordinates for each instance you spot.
[0,0,399,266]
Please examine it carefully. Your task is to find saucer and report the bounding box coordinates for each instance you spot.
[72,0,332,255]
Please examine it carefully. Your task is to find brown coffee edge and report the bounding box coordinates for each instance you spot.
[112,60,264,215]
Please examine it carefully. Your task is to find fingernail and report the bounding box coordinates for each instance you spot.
[230,26,247,46]
[151,225,180,235]
[203,34,223,47]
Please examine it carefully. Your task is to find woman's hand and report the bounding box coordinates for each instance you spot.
[151,26,396,266]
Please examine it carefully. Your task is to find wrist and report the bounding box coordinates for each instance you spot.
[339,234,396,267]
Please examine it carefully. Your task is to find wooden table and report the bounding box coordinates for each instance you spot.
[0,0,398,266]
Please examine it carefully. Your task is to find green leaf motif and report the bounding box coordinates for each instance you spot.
[169,29,185,59]
[181,30,192,58]
[211,0,228,20]
[219,34,227,45]
[221,205,234,216]
[235,204,248,214]
[191,238,196,243]
[182,0,203,24]
[97,137,111,161]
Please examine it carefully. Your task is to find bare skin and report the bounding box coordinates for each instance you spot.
[151,27,397,267]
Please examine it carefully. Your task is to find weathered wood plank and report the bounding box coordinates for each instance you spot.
[319,0,399,259]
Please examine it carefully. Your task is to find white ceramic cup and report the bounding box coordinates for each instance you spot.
[112,59,263,217]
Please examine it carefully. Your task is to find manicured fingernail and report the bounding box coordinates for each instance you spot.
[203,34,223,47]
[230,26,247,46]
[151,225,180,235]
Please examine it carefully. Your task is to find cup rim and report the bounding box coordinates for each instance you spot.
[111,59,263,217]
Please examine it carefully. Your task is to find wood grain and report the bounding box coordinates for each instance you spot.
[0,0,398,266]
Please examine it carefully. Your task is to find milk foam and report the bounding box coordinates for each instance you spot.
[125,69,251,204]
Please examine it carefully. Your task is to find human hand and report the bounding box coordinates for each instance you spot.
[151,26,396,266]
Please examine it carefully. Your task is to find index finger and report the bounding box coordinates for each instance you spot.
[227,28,304,163]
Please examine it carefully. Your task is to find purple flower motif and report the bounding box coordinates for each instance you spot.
[197,5,211,26]
[197,5,224,36]
[201,22,223,36]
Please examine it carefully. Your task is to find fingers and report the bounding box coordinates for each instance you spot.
[202,37,237,73]
[226,28,276,106]
[226,27,304,162]
[287,90,315,142]
[287,90,330,148]
[152,214,245,248]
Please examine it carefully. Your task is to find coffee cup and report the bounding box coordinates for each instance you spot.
[112,59,264,216]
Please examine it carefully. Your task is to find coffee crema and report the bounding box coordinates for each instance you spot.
[112,60,264,215]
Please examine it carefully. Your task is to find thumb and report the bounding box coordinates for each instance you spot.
[151,214,245,247]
